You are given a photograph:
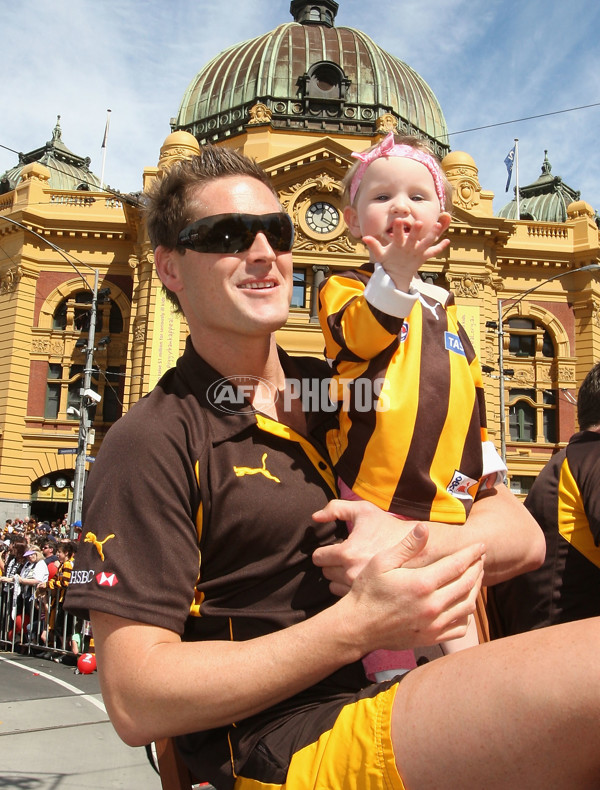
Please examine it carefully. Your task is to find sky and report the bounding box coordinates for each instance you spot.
[2,0,599,215]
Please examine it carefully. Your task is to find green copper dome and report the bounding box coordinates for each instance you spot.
[0,117,101,194]
[172,1,449,158]
[498,151,580,222]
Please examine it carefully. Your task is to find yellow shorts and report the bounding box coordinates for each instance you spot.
[233,682,406,790]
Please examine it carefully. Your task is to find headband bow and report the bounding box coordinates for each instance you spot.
[350,132,447,209]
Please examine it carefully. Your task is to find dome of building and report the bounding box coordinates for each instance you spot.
[0,117,101,194]
[172,0,449,158]
[498,150,580,223]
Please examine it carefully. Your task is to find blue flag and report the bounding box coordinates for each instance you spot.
[504,144,516,192]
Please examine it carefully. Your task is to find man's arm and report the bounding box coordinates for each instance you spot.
[92,525,485,746]
[312,484,545,594]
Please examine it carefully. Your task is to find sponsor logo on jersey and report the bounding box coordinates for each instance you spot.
[71,569,95,585]
[84,531,115,561]
[234,452,281,483]
[446,469,478,501]
[96,571,119,587]
[444,332,465,356]
[400,322,409,343]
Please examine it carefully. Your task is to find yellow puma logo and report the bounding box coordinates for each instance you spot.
[84,531,115,561]
[233,453,280,483]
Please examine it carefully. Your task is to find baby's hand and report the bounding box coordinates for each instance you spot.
[363,217,450,292]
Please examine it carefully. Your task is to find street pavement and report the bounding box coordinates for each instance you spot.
[0,651,162,789]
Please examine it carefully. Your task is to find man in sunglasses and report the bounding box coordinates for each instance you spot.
[66,145,600,790]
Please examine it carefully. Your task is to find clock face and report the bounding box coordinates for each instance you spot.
[55,477,67,490]
[306,201,340,234]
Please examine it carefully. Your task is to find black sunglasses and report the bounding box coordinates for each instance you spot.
[177,212,295,254]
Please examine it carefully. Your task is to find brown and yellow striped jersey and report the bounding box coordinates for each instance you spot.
[490,430,600,635]
[319,263,495,523]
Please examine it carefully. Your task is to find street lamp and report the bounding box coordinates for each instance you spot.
[0,215,104,535]
[489,263,600,462]
[70,273,113,537]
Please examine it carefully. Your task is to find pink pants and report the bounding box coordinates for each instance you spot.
[337,479,417,680]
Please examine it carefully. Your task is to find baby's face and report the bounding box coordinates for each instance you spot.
[350,156,444,244]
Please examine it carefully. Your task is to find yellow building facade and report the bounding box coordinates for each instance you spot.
[1,1,599,521]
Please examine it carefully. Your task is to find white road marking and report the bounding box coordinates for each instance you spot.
[0,655,107,713]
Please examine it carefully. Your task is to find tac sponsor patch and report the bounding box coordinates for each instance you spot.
[400,322,409,342]
[96,571,119,587]
[446,470,478,501]
[444,332,465,355]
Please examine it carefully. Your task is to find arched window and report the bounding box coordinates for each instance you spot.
[43,285,127,427]
[52,290,123,335]
[508,390,536,442]
[504,317,558,445]
[507,318,554,358]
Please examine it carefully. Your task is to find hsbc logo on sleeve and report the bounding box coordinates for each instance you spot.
[96,571,119,587]
[71,569,96,585]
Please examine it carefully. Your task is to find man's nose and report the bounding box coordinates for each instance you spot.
[247,231,277,259]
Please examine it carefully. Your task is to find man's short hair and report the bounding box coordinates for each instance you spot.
[577,361,600,431]
[145,146,278,312]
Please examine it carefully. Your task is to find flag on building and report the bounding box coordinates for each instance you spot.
[101,110,112,149]
[504,144,516,192]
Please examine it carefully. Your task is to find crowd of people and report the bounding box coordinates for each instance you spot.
[1,514,82,544]
[0,517,84,664]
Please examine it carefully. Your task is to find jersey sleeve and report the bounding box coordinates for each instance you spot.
[64,394,203,634]
[318,266,413,365]
[577,449,600,545]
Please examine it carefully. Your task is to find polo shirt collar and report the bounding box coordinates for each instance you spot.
[570,430,600,445]
[175,337,335,445]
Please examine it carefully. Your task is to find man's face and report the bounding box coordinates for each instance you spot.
[159,176,293,349]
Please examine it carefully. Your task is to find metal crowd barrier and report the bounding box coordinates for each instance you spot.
[0,578,91,660]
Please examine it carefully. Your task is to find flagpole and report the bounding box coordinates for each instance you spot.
[100,109,112,191]
[514,138,520,219]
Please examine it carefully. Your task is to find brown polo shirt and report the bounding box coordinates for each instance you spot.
[63,338,390,787]
[65,338,348,640]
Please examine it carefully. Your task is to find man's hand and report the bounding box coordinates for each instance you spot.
[313,499,453,595]
[333,520,485,653]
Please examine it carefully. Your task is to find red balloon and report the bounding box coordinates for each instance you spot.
[47,563,58,580]
[77,653,97,674]
[14,614,30,632]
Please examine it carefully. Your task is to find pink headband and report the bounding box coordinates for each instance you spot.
[350,131,447,208]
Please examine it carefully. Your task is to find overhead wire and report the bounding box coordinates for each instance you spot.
[446,102,600,137]
[1,101,599,195]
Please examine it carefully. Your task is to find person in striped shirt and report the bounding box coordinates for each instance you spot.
[318,132,505,680]
[39,539,76,655]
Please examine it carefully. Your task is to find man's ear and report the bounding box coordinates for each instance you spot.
[343,205,362,239]
[154,246,184,294]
